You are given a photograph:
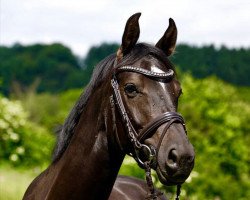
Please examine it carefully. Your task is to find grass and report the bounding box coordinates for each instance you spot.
[0,165,41,200]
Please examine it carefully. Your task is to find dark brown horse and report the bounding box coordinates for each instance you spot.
[23,13,194,200]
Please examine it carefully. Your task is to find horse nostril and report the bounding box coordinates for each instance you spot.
[168,149,178,164]
[166,149,179,173]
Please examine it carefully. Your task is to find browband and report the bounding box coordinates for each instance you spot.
[115,65,174,79]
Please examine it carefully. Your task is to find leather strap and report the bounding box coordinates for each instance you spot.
[137,112,186,142]
[115,65,174,79]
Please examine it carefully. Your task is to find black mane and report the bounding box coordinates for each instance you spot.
[52,43,175,162]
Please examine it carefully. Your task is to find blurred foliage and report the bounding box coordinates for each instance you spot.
[82,42,119,85]
[0,96,54,167]
[173,44,250,86]
[18,89,82,132]
[0,43,85,95]
[0,88,83,167]
[0,89,82,166]
[177,74,250,200]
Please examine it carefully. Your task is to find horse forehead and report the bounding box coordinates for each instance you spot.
[150,65,167,92]
[137,56,163,69]
[149,65,176,111]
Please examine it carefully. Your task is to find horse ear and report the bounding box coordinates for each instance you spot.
[155,18,177,56]
[117,13,141,61]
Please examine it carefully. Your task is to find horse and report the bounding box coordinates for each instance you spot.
[23,13,195,200]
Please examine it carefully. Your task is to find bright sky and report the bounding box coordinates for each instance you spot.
[1,0,249,56]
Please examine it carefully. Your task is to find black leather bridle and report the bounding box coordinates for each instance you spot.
[110,65,186,165]
[110,65,186,199]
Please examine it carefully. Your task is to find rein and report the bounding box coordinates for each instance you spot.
[110,65,186,199]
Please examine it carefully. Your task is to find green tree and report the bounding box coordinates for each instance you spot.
[172,44,250,86]
[0,43,85,95]
[82,43,119,85]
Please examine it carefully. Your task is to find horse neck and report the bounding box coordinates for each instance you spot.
[47,85,125,200]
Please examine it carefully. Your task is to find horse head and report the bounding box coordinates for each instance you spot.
[111,13,195,186]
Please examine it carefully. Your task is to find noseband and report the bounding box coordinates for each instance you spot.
[110,65,186,199]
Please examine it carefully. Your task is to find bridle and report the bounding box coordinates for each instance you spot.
[110,65,187,199]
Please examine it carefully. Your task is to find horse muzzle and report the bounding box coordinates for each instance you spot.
[152,125,195,185]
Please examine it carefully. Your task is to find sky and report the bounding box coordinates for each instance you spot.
[1,0,250,56]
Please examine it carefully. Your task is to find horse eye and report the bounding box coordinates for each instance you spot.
[124,83,138,97]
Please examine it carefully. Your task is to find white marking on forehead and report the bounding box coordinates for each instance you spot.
[151,65,165,73]
[150,65,167,92]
